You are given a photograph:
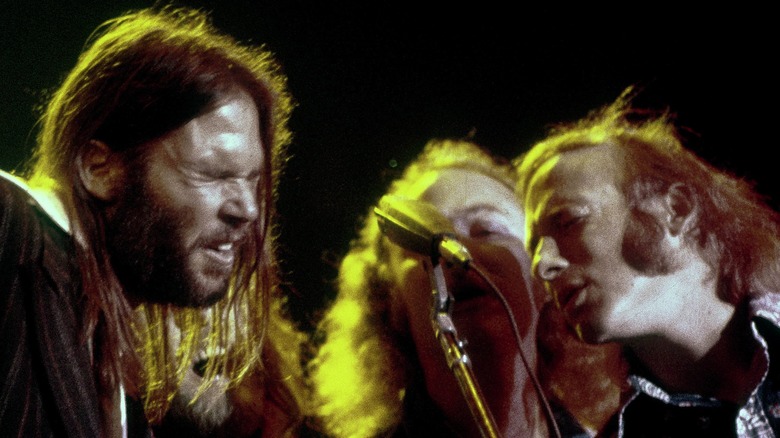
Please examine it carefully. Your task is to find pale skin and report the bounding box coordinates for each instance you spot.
[78,87,263,305]
[78,88,266,434]
[525,143,762,403]
[142,87,262,302]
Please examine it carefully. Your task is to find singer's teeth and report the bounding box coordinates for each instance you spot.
[218,243,232,251]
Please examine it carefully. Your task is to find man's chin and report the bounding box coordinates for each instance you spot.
[127,278,229,308]
[184,277,230,307]
[571,319,618,345]
[193,289,229,307]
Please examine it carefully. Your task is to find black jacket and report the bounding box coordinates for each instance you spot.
[0,176,151,437]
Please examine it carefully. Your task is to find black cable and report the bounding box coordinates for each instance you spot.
[468,262,563,438]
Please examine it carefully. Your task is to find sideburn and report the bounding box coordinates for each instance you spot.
[105,162,191,306]
[621,208,675,275]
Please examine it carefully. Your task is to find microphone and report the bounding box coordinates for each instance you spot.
[374,194,472,268]
[376,195,503,437]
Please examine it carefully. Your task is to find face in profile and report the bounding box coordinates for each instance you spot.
[107,87,264,307]
[525,143,671,343]
[388,168,543,436]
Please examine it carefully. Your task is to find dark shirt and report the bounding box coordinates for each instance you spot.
[606,294,780,438]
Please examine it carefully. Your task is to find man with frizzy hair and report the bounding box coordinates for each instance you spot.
[309,139,548,437]
[516,88,780,436]
[309,138,626,437]
[0,7,302,437]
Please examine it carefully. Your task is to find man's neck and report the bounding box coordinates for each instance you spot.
[627,275,762,403]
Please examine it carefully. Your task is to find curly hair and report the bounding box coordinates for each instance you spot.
[25,6,294,425]
[308,139,521,437]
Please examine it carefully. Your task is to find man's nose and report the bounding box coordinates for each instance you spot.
[533,237,569,281]
[219,179,260,225]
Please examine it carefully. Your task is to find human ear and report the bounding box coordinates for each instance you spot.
[663,183,697,237]
[77,140,125,201]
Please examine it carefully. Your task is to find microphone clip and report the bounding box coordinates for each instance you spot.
[434,233,472,269]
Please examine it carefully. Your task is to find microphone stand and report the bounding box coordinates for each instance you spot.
[428,238,501,438]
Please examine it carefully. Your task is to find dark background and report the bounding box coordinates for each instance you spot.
[2,2,775,329]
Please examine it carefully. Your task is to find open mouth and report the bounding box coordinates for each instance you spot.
[205,242,235,265]
[558,283,588,317]
[202,232,248,271]
[449,284,503,318]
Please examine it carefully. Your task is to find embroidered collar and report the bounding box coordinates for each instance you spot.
[618,293,780,437]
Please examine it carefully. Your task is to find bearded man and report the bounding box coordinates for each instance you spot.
[0,7,301,437]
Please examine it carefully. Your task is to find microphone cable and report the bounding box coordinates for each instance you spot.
[467,261,563,438]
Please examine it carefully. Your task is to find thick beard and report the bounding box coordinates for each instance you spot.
[105,177,230,307]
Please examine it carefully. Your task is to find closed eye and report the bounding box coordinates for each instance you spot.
[550,206,590,237]
[468,221,510,239]
[178,164,261,187]
[530,205,588,248]
[554,212,584,229]
[449,204,523,242]
[455,214,518,241]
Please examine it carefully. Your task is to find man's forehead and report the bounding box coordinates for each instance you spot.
[532,143,622,184]
[526,143,624,209]
[157,89,263,163]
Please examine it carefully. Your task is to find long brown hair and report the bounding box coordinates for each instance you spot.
[26,6,293,424]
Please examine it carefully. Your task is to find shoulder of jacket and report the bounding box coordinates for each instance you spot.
[0,170,71,235]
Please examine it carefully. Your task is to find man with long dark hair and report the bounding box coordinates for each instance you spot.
[516,89,780,437]
[0,7,302,437]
